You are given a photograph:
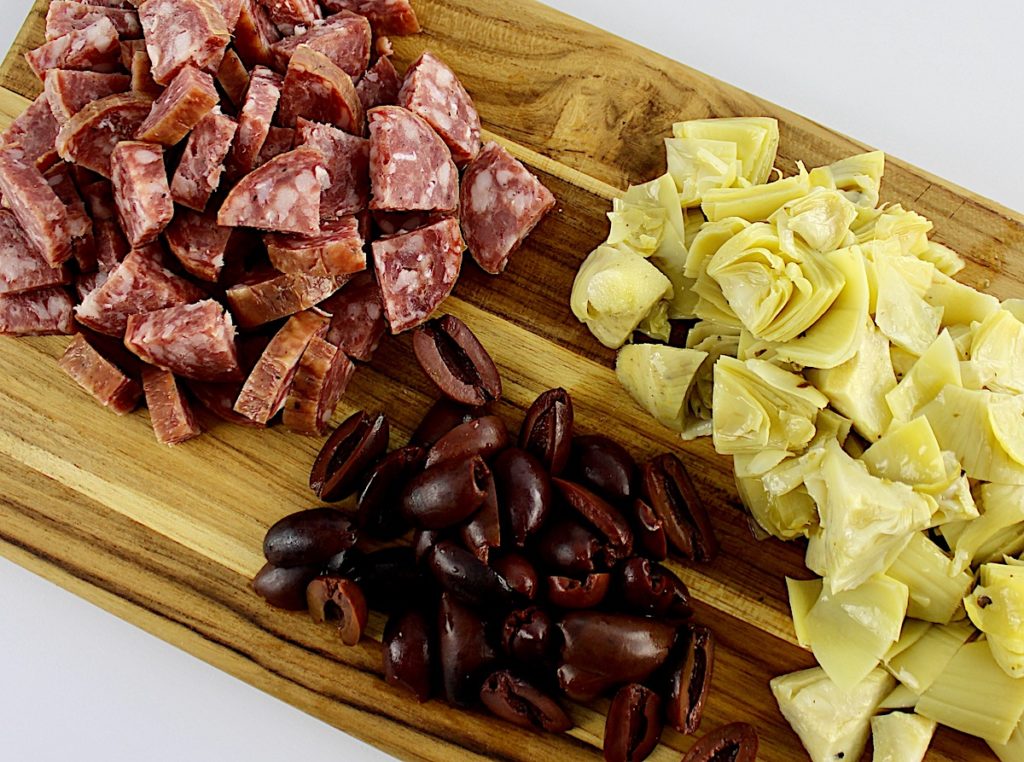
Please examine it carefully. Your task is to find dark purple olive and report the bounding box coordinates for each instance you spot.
[438,593,499,708]
[310,411,390,501]
[408,398,480,448]
[348,547,423,614]
[356,446,425,539]
[383,607,435,702]
[425,415,510,468]
[681,722,758,762]
[571,435,638,504]
[306,576,368,646]
[666,625,715,734]
[603,683,663,762]
[547,573,611,609]
[535,519,607,575]
[322,546,362,577]
[460,471,501,563]
[492,447,552,547]
[519,388,573,475]
[252,563,318,610]
[413,528,448,565]
[427,541,514,609]
[402,455,490,530]
[502,607,557,666]
[616,557,692,622]
[413,315,502,406]
[491,553,539,601]
[262,508,358,568]
[553,478,633,561]
[480,671,572,733]
[631,499,668,561]
[641,454,718,562]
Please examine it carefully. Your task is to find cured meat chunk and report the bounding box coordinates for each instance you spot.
[120,38,147,70]
[278,45,362,133]
[164,207,232,281]
[110,141,173,247]
[211,0,243,34]
[45,1,142,40]
[24,18,121,80]
[270,11,371,77]
[130,48,164,97]
[398,51,481,166]
[0,288,75,336]
[282,335,354,435]
[265,216,365,276]
[0,148,72,267]
[2,93,61,170]
[75,248,205,335]
[186,332,268,426]
[234,309,328,423]
[170,110,236,211]
[55,93,154,178]
[225,271,340,327]
[295,117,368,219]
[371,210,443,238]
[136,65,219,145]
[81,179,116,220]
[356,53,400,112]
[216,49,249,107]
[320,0,419,35]
[218,146,325,235]
[44,162,95,271]
[367,106,458,213]
[44,70,130,125]
[141,366,201,444]
[125,299,241,380]
[257,0,317,27]
[0,210,72,295]
[59,333,141,414]
[229,66,282,175]
[256,126,295,165]
[94,219,130,273]
[461,141,555,274]
[75,271,106,301]
[138,0,230,85]
[320,269,384,360]
[372,216,464,333]
[234,0,280,69]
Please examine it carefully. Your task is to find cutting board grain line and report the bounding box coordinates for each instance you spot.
[1,0,1016,759]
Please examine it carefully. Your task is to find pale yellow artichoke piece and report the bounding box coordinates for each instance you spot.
[664,137,740,207]
[683,320,740,440]
[970,309,1024,395]
[634,301,671,342]
[878,685,921,711]
[886,531,973,623]
[615,344,708,433]
[735,471,818,541]
[924,271,1000,327]
[770,666,893,762]
[787,577,823,648]
[874,254,943,356]
[859,237,904,315]
[885,620,973,695]
[684,216,748,279]
[890,345,919,381]
[948,322,976,359]
[770,187,858,255]
[761,445,827,493]
[990,393,1024,467]
[918,241,965,276]
[885,330,962,424]
[871,712,936,762]
[883,619,931,664]
[702,166,812,223]
[1003,298,1024,323]
[950,484,1024,573]
[809,150,886,209]
[917,452,978,527]
[805,526,827,576]
[989,720,1024,762]
[672,116,780,186]
[855,203,933,257]
[861,417,947,487]
[961,359,996,390]
[812,409,853,447]
[606,202,665,257]
[966,562,1024,678]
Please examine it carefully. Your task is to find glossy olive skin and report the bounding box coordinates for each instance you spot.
[252,563,318,610]
[546,573,611,609]
[502,607,557,666]
[667,625,716,734]
[631,498,668,561]
[460,472,501,563]
[680,722,759,762]
[262,508,358,568]
[491,553,539,601]
[438,593,499,708]
[401,455,490,530]
[310,411,389,501]
[570,435,638,504]
[641,453,718,562]
[413,315,502,406]
[425,415,510,468]
[479,671,572,733]
[535,519,606,575]
[413,528,448,565]
[603,683,663,762]
[428,541,514,610]
[356,446,425,539]
[348,547,423,615]
[492,447,552,548]
[519,388,573,475]
[306,576,368,646]
[616,557,692,622]
[553,478,633,561]
[408,398,479,449]
[383,607,436,702]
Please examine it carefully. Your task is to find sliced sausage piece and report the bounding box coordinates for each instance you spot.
[110,141,173,248]
[0,210,72,295]
[130,48,164,98]
[257,0,318,27]
[265,216,365,277]
[24,17,121,80]
[356,52,400,112]
[256,126,295,166]
[278,45,362,133]
[210,0,243,34]
[225,271,341,327]
[229,66,282,176]
[135,65,219,145]
[125,299,241,381]
[398,51,481,166]
[164,208,232,281]
[94,219,130,274]
[2,93,61,171]
[138,0,230,85]
[319,269,385,361]
[295,117,368,219]
[234,0,280,69]
[0,148,72,267]
[43,161,95,271]
[372,216,464,333]
[218,146,326,235]
[0,288,75,336]
[45,1,142,40]
[44,70,131,125]
[367,106,458,213]
[320,0,419,35]
[215,49,249,107]
[170,110,237,211]
[141,366,201,444]
[282,335,354,435]
[59,333,142,413]
[270,11,370,77]
[55,92,154,178]
[80,178,116,220]
[461,141,556,275]
[75,271,106,301]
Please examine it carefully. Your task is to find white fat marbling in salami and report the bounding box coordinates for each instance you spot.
[218,146,326,235]
[141,366,202,444]
[1,92,61,170]
[25,17,121,80]
[229,65,282,175]
[110,141,174,247]
[171,110,237,211]
[45,1,142,41]
[319,268,385,361]
[398,51,480,166]
[0,287,75,336]
[125,299,242,381]
[270,11,370,77]
[43,70,130,126]
[138,0,230,85]
[0,148,72,267]
[55,92,154,178]
[0,210,72,295]
[278,45,362,133]
[295,117,368,219]
[355,52,400,112]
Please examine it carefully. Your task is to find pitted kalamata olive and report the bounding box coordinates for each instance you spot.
[408,398,480,448]
[356,445,425,539]
[252,563,318,610]
[461,471,501,563]
[310,411,389,501]
[322,546,362,577]
[438,593,499,708]
[667,625,716,734]
[306,576,368,646]
[553,478,633,561]
[402,455,490,529]
[502,607,556,666]
[480,671,572,733]
[349,547,423,614]
[425,415,510,468]
[641,454,718,562]
[535,519,607,575]
[413,315,502,406]
[262,508,357,568]
[680,722,758,762]
[492,447,552,547]
[413,528,448,565]
[491,553,539,600]
[383,607,435,702]
[631,498,668,561]
[428,541,514,609]
[547,573,611,609]
[571,435,638,504]
[519,388,573,475]
[603,683,663,762]
[616,557,692,622]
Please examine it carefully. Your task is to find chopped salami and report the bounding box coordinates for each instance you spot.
[225,271,340,327]
[82,0,135,8]
[461,141,555,274]
[75,248,205,335]
[355,52,400,112]
[256,126,295,165]
[367,106,458,213]
[130,48,164,98]
[125,299,241,380]
[94,219,130,272]
[0,148,72,266]
[0,210,72,295]
[372,216,464,333]
[24,17,121,80]
[371,209,443,238]
[229,66,282,175]
[211,0,243,33]
[270,11,370,77]
[278,45,362,133]
[0,287,75,336]
[218,146,326,234]
[187,379,262,426]
[120,38,147,70]
[55,92,154,178]
[398,51,481,166]
[141,366,201,444]
[295,117,368,219]
[170,111,236,211]
[2,93,61,171]
[45,1,142,40]
[138,0,230,85]
[58,333,141,414]
[234,0,280,69]
[81,179,116,220]
[233,308,328,423]
[319,268,384,360]
[164,207,232,281]
[110,141,173,247]
[44,69,130,125]
[136,65,219,145]
[75,270,106,300]
[282,335,354,434]
[265,215,365,277]
[215,48,250,107]
[43,161,95,271]
[320,0,419,36]
[257,0,317,27]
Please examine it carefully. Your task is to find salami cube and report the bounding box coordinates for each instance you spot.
[229,66,282,176]
[265,216,365,277]
[138,0,230,85]
[270,11,370,77]
[256,126,295,166]
[136,65,219,145]
[257,0,317,27]
[319,269,384,360]
[215,49,250,107]
[0,148,72,267]
[130,49,164,98]
[356,52,400,112]
[110,141,173,247]
[141,366,201,444]
[75,271,106,301]
[94,219,130,274]
[278,45,362,133]
[225,271,340,327]
[44,162,95,271]
[55,93,154,178]
[44,70,131,125]
[461,141,556,275]
[81,179,116,221]
[170,110,237,211]
[372,217,464,333]
[211,0,243,33]
[398,52,481,166]
[320,0,418,36]
[125,299,242,381]
[59,333,142,414]
[234,0,280,69]
[218,146,326,235]
[234,309,329,423]
[367,106,458,213]
[0,210,72,295]
[24,17,121,80]
[75,248,205,335]
[0,288,75,336]
[2,93,61,171]
[164,207,232,281]
[282,335,354,435]
[295,117,368,219]
[45,1,142,40]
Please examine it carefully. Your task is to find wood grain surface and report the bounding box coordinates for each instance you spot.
[1,0,1018,759]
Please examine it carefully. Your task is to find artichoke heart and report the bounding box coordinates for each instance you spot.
[615,344,708,433]
[990,721,1024,762]
[925,270,1000,327]
[856,203,933,257]
[606,202,666,257]
[916,451,978,528]
[787,577,823,648]
[965,562,1024,679]
[871,712,936,762]
[684,321,741,440]
[702,165,812,223]
[861,416,946,487]
[809,150,886,210]
[919,241,965,277]
[948,484,1024,573]
[737,471,818,541]
[874,253,943,356]
[664,137,740,207]
[1003,298,1024,323]
[672,116,779,186]
[684,216,748,279]
[886,531,974,624]
[886,620,974,695]
[885,330,962,424]
[970,309,1024,395]
[770,187,858,255]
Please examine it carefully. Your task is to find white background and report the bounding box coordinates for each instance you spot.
[2,2,1023,761]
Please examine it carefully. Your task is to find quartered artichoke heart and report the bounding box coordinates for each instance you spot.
[735,444,825,540]
[871,246,943,356]
[687,217,748,327]
[702,165,812,223]
[615,343,708,434]
[885,329,962,425]
[970,309,1024,395]
[965,562,1024,679]
[854,203,934,258]
[808,150,886,211]
[672,116,780,186]
[944,483,1024,574]
[684,320,742,439]
[664,136,740,207]
[769,187,858,255]
[926,269,1000,327]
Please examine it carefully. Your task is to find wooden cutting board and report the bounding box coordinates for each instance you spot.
[1,2,1019,759]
